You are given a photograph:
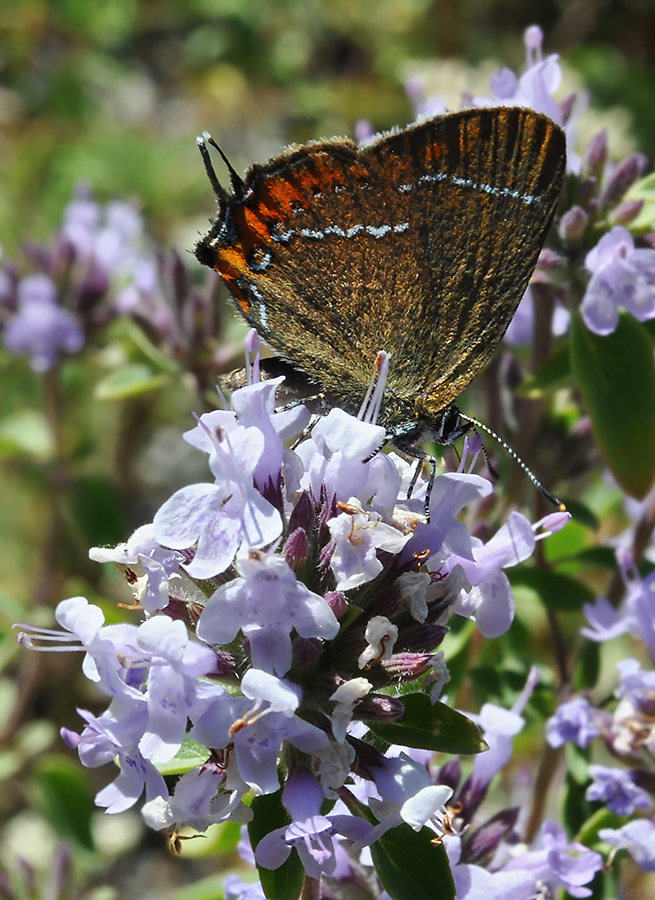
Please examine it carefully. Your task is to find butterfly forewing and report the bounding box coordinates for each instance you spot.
[196,107,566,423]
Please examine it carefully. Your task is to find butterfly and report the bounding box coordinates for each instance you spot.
[195,107,566,502]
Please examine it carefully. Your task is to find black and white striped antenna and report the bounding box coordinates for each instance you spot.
[458,412,566,512]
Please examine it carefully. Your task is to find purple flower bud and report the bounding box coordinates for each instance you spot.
[559,91,576,124]
[523,24,543,54]
[382,651,434,679]
[284,527,309,569]
[575,176,598,208]
[354,693,405,722]
[75,265,111,313]
[536,247,565,270]
[324,591,347,616]
[610,198,644,227]
[461,807,520,864]
[584,130,608,179]
[288,490,314,533]
[438,758,461,792]
[599,153,647,209]
[559,206,588,245]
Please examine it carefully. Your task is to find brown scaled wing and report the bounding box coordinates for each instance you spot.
[196,107,566,415]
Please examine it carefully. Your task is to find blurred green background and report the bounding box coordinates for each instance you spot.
[1,2,655,898]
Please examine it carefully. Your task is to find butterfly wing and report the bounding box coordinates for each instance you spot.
[366,107,566,416]
[196,107,565,416]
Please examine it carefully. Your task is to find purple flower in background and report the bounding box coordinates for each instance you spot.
[487,25,563,125]
[582,556,655,661]
[501,820,603,898]
[223,875,266,900]
[599,818,655,872]
[504,285,570,346]
[581,226,655,334]
[546,697,600,749]
[3,274,84,370]
[611,658,655,756]
[586,765,652,815]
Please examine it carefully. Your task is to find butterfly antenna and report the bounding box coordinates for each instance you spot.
[458,413,566,512]
[201,130,244,195]
[196,133,230,203]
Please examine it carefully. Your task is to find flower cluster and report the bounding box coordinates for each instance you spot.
[17,334,573,896]
[0,185,145,370]
[546,550,655,873]
[0,184,222,374]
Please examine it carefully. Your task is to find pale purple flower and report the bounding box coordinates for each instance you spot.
[546,697,600,749]
[599,818,655,872]
[297,408,400,518]
[586,765,652,815]
[407,472,493,569]
[141,764,251,833]
[153,455,282,580]
[480,25,564,126]
[190,669,329,795]
[502,820,603,898]
[61,704,167,814]
[364,751,454,844]
[582,563,655,661]
[135,615,223,763]
[197,548,339,676]
[504,285,570,345]
[457,667,540,820]
[611,658,655,756]
[328,497,411,590]
[89,523,185,613]
[449,838,536,900]
[255,770,371,879]
[3,274,84,370]
[441,511,543,638]
[224,875,266,900]
[581,226,655,334]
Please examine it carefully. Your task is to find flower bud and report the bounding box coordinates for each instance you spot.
[584,130,608,180]
[610,198,644,227]
[599,153,647,209]
[559,206,588,245]
[283,527,309,569]
[354,693,405,722]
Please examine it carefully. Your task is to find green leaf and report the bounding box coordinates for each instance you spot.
[508,568,595,611]
[95,363,169,399]
[0,410,55,461]
[69,475,126,547]
[156,735,211,776]
[559,499,599,531]
[570,312,655,499]
[562,546,617,570]
[31,755,96,852]
[369,693,486,755]
[575,808,622,846]
[575,639,601,690]
[518,341,571,396]
[249,792,304,900]
[371,825,455,900]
